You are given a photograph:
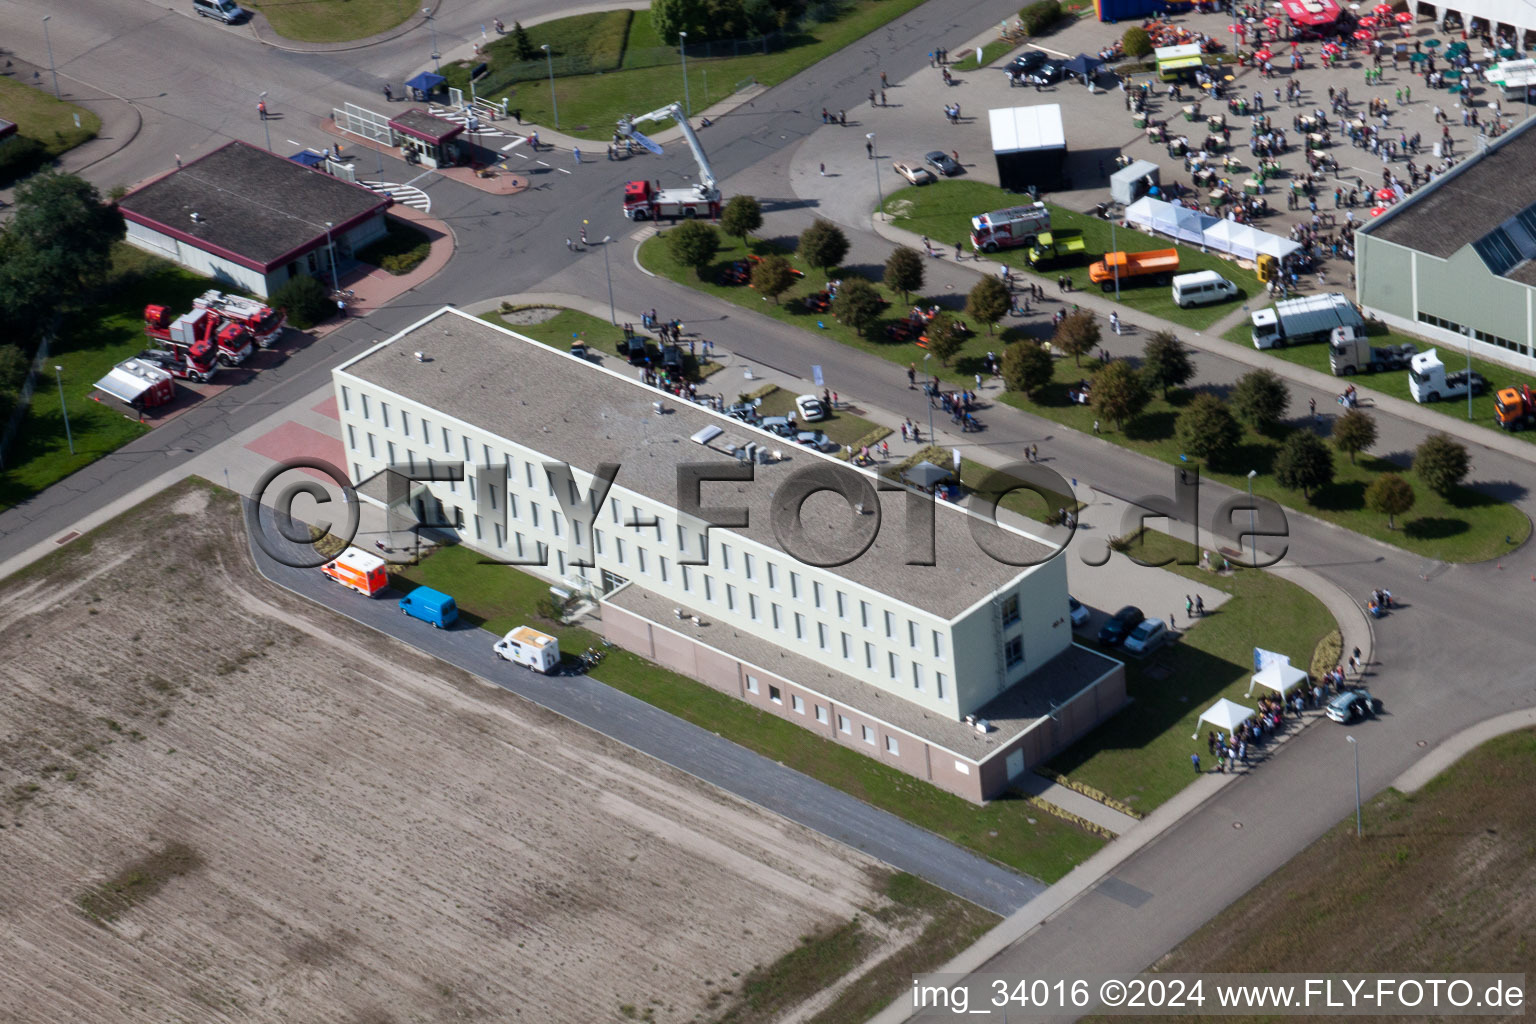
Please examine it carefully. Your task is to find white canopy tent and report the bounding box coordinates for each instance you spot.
[1247,662,1309,697]
[1193,697,1255,738]
[1124,196,1218,245]
[1199,219,1301,262]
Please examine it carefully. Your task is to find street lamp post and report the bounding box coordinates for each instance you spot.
[679,32,691,118]
[55,365,74,456]
[1110,203,1121,300]
[1347,735,1361,837]
[601,235,616,324]
[542,44,559,129]
[867,133,884,220]
[1466,331,1474,420]
[1246,469,1257,566]
[42,16,60,100]
[423,8,440,72]
[324,221,340,293]
[258,90,272,151]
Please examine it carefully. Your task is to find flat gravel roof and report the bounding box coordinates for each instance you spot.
[340,309,1055,619]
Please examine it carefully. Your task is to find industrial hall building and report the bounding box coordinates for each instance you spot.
[331,308,1124,802]
[1355,117,1536,372]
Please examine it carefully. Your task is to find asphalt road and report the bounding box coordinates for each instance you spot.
[244,498,1045,916]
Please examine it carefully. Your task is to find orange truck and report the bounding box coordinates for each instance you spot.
[1088,248,1180,291]
[1495,385,1536,431]
[321,547,389,596]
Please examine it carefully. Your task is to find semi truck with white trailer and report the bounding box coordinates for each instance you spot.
[1250,293,1365,349]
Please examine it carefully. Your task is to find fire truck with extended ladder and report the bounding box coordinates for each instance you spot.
[143,305,253,376]
[617,102,723,221]
[191,289,286,349]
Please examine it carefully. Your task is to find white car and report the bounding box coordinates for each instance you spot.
[893,160,936,186]
[795,394,828,421]
[1122,618,1168,655]
[1069,596,1090,628]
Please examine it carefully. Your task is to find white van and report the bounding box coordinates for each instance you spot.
[193,0,246,23]
[1171,270,1238,308]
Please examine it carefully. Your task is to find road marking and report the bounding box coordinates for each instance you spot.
[558,167,572,174]
[500,138,528,151]
[536,160,550,167]
[359,181,431,212]
[403,168,437,188]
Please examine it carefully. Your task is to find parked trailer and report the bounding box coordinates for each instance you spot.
[1251,293,1364,349]
[93,358,176,410]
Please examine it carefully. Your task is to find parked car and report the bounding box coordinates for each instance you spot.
[924,150,962,177]
[1326,688,1382,723]
[1097,605,1144,646]
[758,415,797,438]
[724,400,760,423]
[661,343,683,371]
[795,429,836,451]
[893,160,936,186]
[1030,62,1067,85]
[1122,618,1168,655]
[1069,596,1089,628]
[193,0,247,23]
[795,394,828,421]
[1006,50,1049,75]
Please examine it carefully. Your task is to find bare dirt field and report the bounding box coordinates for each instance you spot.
[0,482,950,1024]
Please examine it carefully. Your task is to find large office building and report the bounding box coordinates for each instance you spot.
[331,309,1124,802]
[1356,117,1536,372]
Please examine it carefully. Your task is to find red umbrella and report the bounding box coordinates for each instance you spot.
[1376,187,1395,200]
[1256,48,1275,61]
[1263,15,1281,27]
[1228,23,1245,32]
[1353,29,1373,40]
[1373,2,1393,13]
[1394,10,1414,22]
[1358,15,1379,27]
[1323,41,1343,53]
[1371,206,1389,216]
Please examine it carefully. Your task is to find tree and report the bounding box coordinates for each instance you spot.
[1414,432,1471,495]
[510,21,537,60]
[7,172,123,293]
[1365,473,1415,529]
[924,312,963,365]
[665,219,721,279]
[719,195,763,251]
[1274,431,1334,501]
[966,277,1011,335]
[831,277,883,337]
[1090,360,1149,431]
[750,253,795,304]
[1141,330,1195,398]
[271,275,332,330]
[650,0,710,44]
[798,218,849,274]
[1229,368,1290,433]
[1002,339,1054,399]
[883,246,925,301]
[1174,392,1242,467]
[1052,310,1100,366]
[0,345,27,394]
[1122,25,1153,57]
[1332,408,1378,465]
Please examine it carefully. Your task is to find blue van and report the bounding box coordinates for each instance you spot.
[398,587,458,628]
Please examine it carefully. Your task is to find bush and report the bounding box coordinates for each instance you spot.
[1019,0,1063,35]
[270,274,332,329]
[1122,26,1153,57]
[356,218,433,276]
[0,136,50,187]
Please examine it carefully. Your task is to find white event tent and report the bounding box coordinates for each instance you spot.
[1193,697,1256,739]
[1124,197,1302,262]
[1247,661,1309,698]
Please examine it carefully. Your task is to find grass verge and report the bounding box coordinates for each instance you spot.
[482,306,723,380]
[638,227,1531,563]
[883,180,1253,331]
[242,0,418,43]
[77,841,203,923]
[1136,728,1536,1022]
[952,39,1019,72]
[446,0,935,140]
[0,246,225,511]
[0,76,101,185]
[1220,319,1536,447]
[1045,529,1335,811]
[394,543,1105,882]
[355,216,432,275]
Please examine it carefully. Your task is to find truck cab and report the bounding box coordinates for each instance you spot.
[1495,384,1536,430]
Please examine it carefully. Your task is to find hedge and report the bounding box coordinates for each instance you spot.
[1019,0,1063,35]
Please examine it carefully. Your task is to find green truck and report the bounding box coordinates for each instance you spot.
[1026,230,1088,268]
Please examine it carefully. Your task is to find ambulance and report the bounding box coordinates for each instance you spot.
[320,547,389,596]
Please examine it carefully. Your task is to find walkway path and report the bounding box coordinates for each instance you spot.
[1393,706,1536,793]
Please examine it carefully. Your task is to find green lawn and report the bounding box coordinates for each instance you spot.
[482,306,722,380]
[0,76,101,185]
[951,39,1017,72]
[444,0,934,139]
[639,227,1531,563]
[394,542,1105,883]
[242,0,418,43]
[752,386,890,450]
[883,180,1255,331]
[1220,319,1536,446]
[1046,530,1335,811]
[0,247,223,511]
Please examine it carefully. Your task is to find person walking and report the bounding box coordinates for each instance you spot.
[1195,594,1205,616]
[1109,311,1120,335]
[1186,595,1194,618]
[955,242,963,260]
[880,90,887,106]
[866,138,873,159]
[907,364,917,388]
[258,99,268,120]
[1191,753,1202,774]
[839,110,846,125]
[573,146,581,164]
[881,70,889,88]
[819,162,825,176]
[1093,419,1100,434]
[336,298,347,319]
